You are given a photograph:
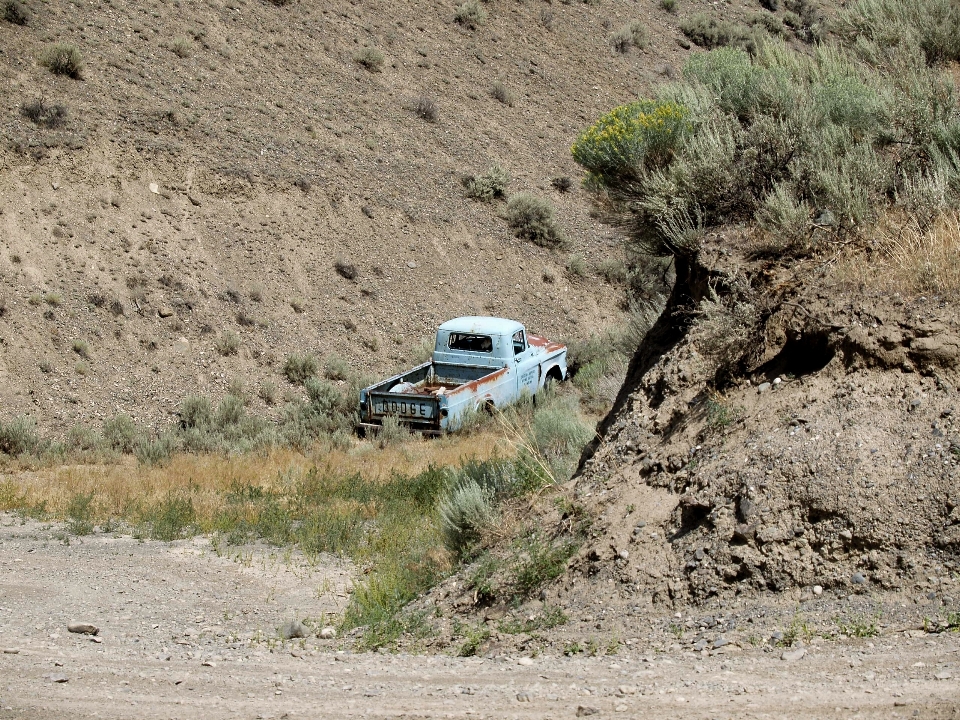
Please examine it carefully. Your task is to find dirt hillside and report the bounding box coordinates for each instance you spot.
[0,0,701,433]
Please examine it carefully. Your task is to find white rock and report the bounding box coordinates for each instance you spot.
[813,585,823,596]
[149,182,160,194]
[517,656,534,666]
[781,648,807,662]
[320,626,337,640]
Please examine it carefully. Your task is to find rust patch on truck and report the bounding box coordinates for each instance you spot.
[528,333,564,353]
[448,366,508,397]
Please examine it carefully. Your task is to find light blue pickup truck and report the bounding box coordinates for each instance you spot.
[358,316,568,434]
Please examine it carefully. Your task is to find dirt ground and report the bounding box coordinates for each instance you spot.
[1,513,958,720]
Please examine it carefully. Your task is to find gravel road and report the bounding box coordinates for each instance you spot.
[1,514,957,719]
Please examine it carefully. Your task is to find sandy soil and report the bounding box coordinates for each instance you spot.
[1,513,958,720]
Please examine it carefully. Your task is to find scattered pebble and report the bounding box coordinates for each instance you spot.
[576,706,599,717]
[517,657,534,666]
[781,648,807,662]
[319,626,337,640]
[67,622,99,636]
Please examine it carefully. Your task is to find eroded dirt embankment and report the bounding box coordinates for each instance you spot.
[569,236,960,608]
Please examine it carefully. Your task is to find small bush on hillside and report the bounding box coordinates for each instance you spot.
[410,95,439,123]
[266,0,292,5]
[102,415,139,453]
[215,330,240,356]
[284,353,318,385]
[566,253,587,277]
[571,99,691,186]
[680,14,756,53]
[454,0,487,30]
[596,257,628,283]
[552,176,573,193]
[72,339,90,359]
[610,21,648,53]
[836,0,960,65]
[490,80,515,106]
[21,99,67,128]
[168,36,193,58]
[504,193,567,248]
[660,0,678,13]
[40,44,84,79]
[784,0,826,44]
[324,356,352,381]
[463,165,510,201]
[3,0,29,25]
[354,47,384,72]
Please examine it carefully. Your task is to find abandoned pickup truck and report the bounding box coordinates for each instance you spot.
[358,316,567,434]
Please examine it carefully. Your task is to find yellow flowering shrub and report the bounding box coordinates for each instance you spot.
[571,99,691,186]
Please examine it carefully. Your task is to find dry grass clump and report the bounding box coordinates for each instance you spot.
[410,95,439,123]
[833,211,960,299]
[454,0,487,30]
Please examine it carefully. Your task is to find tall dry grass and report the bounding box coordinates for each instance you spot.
[833,211,960,299]
[0,430,512,527]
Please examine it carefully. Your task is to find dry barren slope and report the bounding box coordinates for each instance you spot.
[0,0,696,433]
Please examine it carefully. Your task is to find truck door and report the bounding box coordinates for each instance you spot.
[512,329,540,399]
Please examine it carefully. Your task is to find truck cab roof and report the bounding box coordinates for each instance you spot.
[437,316,524,337]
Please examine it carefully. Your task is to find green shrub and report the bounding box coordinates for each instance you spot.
[504,193,567,248]
[454,0,487,30]
[375,414,408,449]
[525,395,594,480]
[66,425,102,452]
[571,99,691,186]
[509,533,578,600]
[40,43,84,79]
[610,21,648,53]
[323,356,352,381]
[463,165,509,201]
[72,339,90,359]
[566,253,587,277]
[134,433,178,466]
[354,47,384,72]
[139,492,196,541]
[215,330,239,356]
[756,182,812,248]
[3,0,29,25]
[837,0,960,65]
[66,492,95,536]
[259,381,278,405]
[0,416,44,457]
[439,479,495,557]
[283,352,318,385]
[680,14,756,53]
[596,257,628,283]
[168,36,193,58]
[660,0,678,13]
[102,415,139,453]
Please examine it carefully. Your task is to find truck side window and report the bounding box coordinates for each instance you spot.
[449,333,493,353]
[513,330,525,355]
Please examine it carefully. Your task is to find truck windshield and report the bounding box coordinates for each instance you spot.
[448,333,493,353]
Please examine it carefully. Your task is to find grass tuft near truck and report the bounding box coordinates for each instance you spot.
[358,317,568,434]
